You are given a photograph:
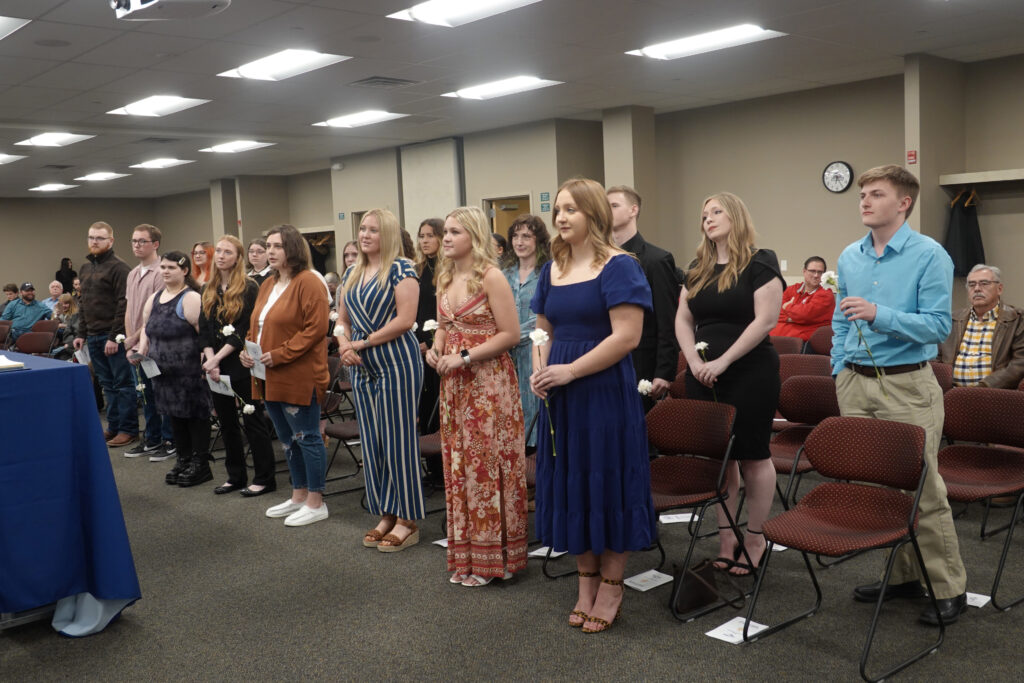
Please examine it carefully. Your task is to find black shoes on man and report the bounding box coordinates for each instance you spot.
[852,580,967,626]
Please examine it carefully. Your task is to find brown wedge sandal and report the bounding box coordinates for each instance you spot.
[363,514,396,547]
[378,520,419,553]
[582,577,624,633]
[570,571,600,627]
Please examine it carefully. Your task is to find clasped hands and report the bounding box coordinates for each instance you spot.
[239,349,274,368]
[425,347,463,376]
[529,364,574,399]
[690,357,730,388]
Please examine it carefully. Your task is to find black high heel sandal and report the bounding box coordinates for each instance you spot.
[729,529,766,576]
[713,525,741,570]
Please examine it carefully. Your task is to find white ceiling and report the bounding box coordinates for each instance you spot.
[1,0,1023,199]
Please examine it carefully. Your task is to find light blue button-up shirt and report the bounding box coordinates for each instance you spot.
[830,222,953,375]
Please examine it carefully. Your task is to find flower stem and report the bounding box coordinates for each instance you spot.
[698,349,718,402]
[543,397,557,458]
[854,320,888,398]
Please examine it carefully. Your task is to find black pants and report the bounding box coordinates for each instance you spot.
[211,355,277,487]
[170,416,211,463]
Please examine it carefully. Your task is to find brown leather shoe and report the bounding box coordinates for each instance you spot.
[107,433,139,447]
[104,430,117,442]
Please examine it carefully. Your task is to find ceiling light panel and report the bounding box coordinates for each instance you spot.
[30,184,78,192]
[108,95,210,117]
[627,24,786,60]
[199,140,275,153]
[129,158,194,169]
[75,172,130,181]
[314,111,408,128]
[0,154,27,165]
[218,49,350,81]
[441,75,562,100]
[388,0,541,27]
[0,15,30,41]
[15,132,94,147]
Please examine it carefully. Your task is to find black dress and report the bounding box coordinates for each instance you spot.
[147,289,210,419]
[415,256,440,435]
[684,250,785,460]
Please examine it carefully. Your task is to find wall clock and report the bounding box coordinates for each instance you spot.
[822,161,853,193]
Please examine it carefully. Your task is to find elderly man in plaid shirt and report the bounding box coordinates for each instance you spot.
[939,264,1024,388]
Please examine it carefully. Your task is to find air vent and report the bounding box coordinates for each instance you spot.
[349,76,420,89]
[137,137,181,144]
[41,164,74,170]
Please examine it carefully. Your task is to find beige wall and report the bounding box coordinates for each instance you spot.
[235,176,290,242]
[287,170,333,230]
[652,76,904,282]
[464,121,559,222]
[555,119,605,186]
[400,138,462,226]
[331,149,402,241]
[153,190,214,252]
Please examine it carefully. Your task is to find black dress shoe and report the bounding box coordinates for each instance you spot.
[919,593,967,626]
[239,484,276,497]
[852,580,926,603]
[213,483,244,495]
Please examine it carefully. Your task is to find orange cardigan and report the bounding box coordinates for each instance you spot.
[247,269,329,406]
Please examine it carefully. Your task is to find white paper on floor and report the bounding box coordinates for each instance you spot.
[706,616,767,644]
[659,513,694,524]
[966,592,991,608]
[431,538,448,547]
[770,543,788,552]
[624,569,673,592]
[528,545,567,558]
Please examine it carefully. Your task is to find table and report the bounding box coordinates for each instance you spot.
[0,352,141,636]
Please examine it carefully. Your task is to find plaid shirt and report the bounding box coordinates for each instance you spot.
[953,305,999,386]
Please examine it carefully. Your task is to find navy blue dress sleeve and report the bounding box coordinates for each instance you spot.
[530,261,553,315]
[389,259,418,287]
[600,254,653,312]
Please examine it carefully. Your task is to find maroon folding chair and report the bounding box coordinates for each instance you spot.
[770,375,840,506]
[806,325,833,355]
[12,331,54,356]
[667,351,687,398]
[773,353,832,432]
[0,320,11,350]
[770,335,804,355]
[929,360,953,393]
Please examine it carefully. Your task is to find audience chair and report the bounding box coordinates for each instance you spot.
[929,360,954,393]
[772,353,832,432]
[12,331,55,356]
[806,325,833,355]
[770,335,804,355]
[770,375,840,506]
[647,398,742,622]
[0,320,11,350]
[30,319,60,335]
[667,351,688,398]
[938,386,1024,610]
[742,416,942,682]
[321,418,364,497]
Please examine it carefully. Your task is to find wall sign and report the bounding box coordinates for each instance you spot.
[338,212,345,220]
[540,192,550,201]
[907,150,918,165]
[540,203,551,212]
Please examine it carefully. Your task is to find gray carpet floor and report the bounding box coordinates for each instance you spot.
[3,427,1023,681]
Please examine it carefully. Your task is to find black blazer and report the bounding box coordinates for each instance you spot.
[621,232,681,383]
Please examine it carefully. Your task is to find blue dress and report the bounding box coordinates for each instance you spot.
[503,263,540,447]
[530,254,658,555]
[342,259,426,520]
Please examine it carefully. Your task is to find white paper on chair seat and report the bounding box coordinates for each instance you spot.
[966,592,991,608]
[432,538,448,547]
[139,357,160,378]
[624,569,673,592]
[528,545,567,559]
[207,375,233,396]
[659,513,693,524]
[706,616,768,644]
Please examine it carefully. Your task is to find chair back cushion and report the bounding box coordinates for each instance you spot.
[779,353,832,383]
[13,331,54,354]
[770,335,804,355]
[943,386,1024,447]
[647,398,735,459]
[803,416,925,490]
[668,352,687,398]
[778,375,840,424]
[807,325,833,355]
[929,360,953,393]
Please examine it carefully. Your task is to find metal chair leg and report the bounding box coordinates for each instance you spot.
[991,493,1024,611]
[542,545,576,579]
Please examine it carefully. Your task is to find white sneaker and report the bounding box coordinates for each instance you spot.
[265,499,304,518]
[284,504,328,527]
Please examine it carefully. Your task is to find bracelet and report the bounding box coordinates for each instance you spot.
[568,363,578,379]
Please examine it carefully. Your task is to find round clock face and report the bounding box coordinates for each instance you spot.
[823,161,853,193]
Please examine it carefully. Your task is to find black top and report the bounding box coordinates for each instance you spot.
[79,249,131,339]
[415,256,438,347]
[621,232,681,382]
[56,268,77,294]
[197,278,259,356]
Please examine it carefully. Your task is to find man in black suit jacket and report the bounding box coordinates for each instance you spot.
[608,185,681,411]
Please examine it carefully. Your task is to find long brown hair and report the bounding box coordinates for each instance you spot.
[415,218,443,277]
[550,178,617,274]
[506,213,551,268]
[191,242,213,282]
[201,236,248,324]
[435,207,495,297]
[266,224,311,280]
[686,192,758,299]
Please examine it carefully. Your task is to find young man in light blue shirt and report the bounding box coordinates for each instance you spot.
[831,164,967,625]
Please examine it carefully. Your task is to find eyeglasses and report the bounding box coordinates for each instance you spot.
[87,236,110,242]
[966,280,998,288]
[805,269,825,275]
[130,239,153,246]
[192,251,205,257]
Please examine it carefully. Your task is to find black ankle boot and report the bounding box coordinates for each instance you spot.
[177,455,213,487]
[165,453,188,485]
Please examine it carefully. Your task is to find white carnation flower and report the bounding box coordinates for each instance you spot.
[115,334,126,344]
[637,379,653,396]
[329,311,339,321]
[221,324,235,336]
[821,270,839,293]
[423,319,439,332]
[695,341,709,352]
[529,329,550,346]
[136,383,145,392]
[242,404,255,415]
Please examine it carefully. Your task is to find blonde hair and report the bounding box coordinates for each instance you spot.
[58,292,77,315]
[342,209,404,295]
[686,192,758,299]
[550,177,617,274]
[856,164,920,219]
[435,206,496,296]
[201,236,248,324]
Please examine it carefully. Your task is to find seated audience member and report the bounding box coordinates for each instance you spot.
[1,282,51,342]
[71,277,82,303]
[939,264,1024,388]
[0,283,17,317]
[52,293,80,360]
[42,280,63,312]
[325,271,340,307]
[770,256,835,341]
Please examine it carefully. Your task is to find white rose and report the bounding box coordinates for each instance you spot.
[115,334,126,344]
[529,329,550,346]
[637,379,653,396]
[695,341,709,352]
[221,324,235,336]
[821,270,839,293]
[242,404,255,415]
[423,319,439,332]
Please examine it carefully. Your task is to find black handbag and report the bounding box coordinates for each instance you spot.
[671,558,746,614]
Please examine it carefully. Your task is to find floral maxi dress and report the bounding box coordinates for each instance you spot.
[439,288,528,577]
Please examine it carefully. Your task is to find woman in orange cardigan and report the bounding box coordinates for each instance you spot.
[241,224,331,527]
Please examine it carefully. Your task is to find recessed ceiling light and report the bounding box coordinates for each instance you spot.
[441,75,561,100]
[129,158,194,169]
[626,24,786,60]
[199,140,275,153]
[0,15,30,41]
[29,183,78,192]
[75,172,130,181]
[313,111,408,128]
[218,49,350,81]
[15,132,94,147]
[0,153,27,165]
[108,95,210,117]
[388,0,541,27]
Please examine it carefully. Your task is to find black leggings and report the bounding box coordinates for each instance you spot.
[171,417,211,462]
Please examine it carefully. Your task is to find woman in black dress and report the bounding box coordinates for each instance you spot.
[414,218,443,436]
[674,192,784,576]
[56,257,77,294]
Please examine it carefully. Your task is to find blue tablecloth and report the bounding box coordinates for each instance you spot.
[0,352,140,635]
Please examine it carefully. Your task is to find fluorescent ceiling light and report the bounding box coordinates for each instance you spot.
[441,75,561,100]
[75,172,130,182]
[30,184,78,192]
[15,132,94,147]
[388,0,541,27]
[627,24,786,60]
[129,158,194,169]
[0,15,31,41]
[0,153,27,165]
[218,49,350,81]
[108,95,209,117]
[313,111,407,128]
[199,140,275,153]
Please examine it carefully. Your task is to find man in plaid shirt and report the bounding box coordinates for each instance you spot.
[939,264,1024,388]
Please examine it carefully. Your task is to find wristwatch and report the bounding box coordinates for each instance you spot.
[460,349,471,366]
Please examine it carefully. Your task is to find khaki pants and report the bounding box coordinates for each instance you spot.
[835,366,967,599]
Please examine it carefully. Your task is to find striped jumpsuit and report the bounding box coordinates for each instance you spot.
[343,259,426,520]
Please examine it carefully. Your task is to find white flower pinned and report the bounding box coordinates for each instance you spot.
[115,334,126,344]
[242,404,255,415]
[529,329,550,346]
[221,324,235,336]
[423,319,439,332]
[822,270,839,293]
[637,379,653,396]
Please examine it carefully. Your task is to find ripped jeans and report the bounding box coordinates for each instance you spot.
[265,393,327,493]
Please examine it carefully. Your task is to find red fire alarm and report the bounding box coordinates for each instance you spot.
[907,150,918,165]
